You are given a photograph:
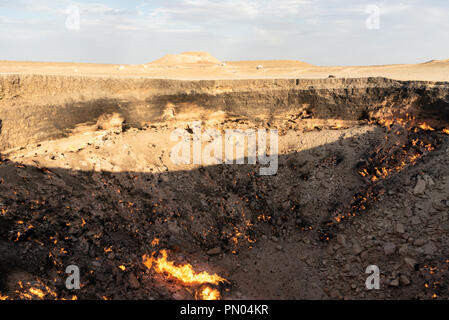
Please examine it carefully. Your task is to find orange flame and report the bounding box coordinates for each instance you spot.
[443,128,449,135]
[196,286,221,300]
[151,238,160,247]
[142,250,227,286]
[419,122,435,131]
[16,280,57,300]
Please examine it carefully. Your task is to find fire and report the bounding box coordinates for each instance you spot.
[419,122,435,131]
[151,238,160,247]
[196,285,221,300]
[328,116,445,235]
[356,118,441,184]
[142,249,227,300]
[28,288,46,299]
[142,250,227,286]
[15,280,57,300]
[0,294,8,300]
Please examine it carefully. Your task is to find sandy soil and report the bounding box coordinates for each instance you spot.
[1,51,448,82]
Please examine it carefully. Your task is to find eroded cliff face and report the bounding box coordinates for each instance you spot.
[0,75,449,151]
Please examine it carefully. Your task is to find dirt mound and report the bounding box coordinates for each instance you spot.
[150,51,221,66]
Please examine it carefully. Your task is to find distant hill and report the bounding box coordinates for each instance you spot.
[150,52,221,66]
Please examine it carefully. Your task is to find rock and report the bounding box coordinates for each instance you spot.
[329,289,342,299]
[423,175,434,187]
[413,239,426,247]
[384,243,397,255]
[92,261,101,267]
[404,208,413,217]
[414,177,426,195]
[422,242,437,256]
[96,113,125,132]
[167,221,181,234]
[172,291,185,300]
[398,244,408,256]
[432,202,445,211]
[127,273,140,289]
[395,223,405,234]
[316,171,325,179]
[337,234,347,247]
[400,275,411,286]
[352,241,363,255]
[389,279,400,287]
[361,251,369,260]
[404,257,417,271]
[206,247,221,256]
[411,216,421,225]
[275,245,283,251]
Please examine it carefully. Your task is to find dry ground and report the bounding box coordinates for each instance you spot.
[0,114,448,300]
[1,51,449,81]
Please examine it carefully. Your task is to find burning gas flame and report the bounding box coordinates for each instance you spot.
[321,116,445,241]
[419,122,435,131]
[1,279,77,300]
[151,238,160,247]
[15,280,57,300]
[143,250,227,286]
[196,285,221,300]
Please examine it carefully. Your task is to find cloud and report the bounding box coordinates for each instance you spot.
[0,0,448,65]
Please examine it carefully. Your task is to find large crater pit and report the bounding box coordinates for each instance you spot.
[0,75,449,300]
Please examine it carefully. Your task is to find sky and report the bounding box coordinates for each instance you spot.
[0,0,448,66]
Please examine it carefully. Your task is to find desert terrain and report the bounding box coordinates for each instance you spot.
[0,52,448,300]
[1,51,449,81]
